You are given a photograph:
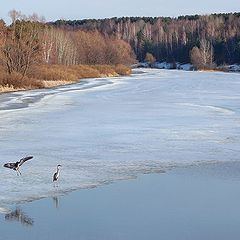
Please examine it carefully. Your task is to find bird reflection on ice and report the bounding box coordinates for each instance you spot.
[52,196,60,209]
[5,207,34,226]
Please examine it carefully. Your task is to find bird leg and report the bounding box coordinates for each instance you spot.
[17,169,22,176]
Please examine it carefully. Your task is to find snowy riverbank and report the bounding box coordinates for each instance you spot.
[133,62,240,72]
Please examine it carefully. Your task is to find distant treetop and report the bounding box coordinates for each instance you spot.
[51,12,240,26]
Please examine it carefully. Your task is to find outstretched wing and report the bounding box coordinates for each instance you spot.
[18,156,33,166]
[3,162,16,169]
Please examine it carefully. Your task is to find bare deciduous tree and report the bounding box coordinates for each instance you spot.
[2,11,43,77]
[145,52,156,65]
[190,46,202,69]
[199,38,213,67]
[190,39,214,69]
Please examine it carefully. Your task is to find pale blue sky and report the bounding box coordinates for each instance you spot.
[1,0,239,24]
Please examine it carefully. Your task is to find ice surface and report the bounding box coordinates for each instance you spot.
[0,69,240,205]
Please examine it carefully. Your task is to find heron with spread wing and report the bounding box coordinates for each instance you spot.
[3,156,33,176]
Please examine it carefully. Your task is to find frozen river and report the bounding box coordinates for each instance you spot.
[0,69,240,205]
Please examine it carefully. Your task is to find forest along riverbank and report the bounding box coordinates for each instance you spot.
[0,14,136,94]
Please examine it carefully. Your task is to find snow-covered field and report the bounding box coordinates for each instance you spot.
[0,69,240,205]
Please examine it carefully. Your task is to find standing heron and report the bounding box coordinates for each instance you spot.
[3,156,33,176]
[53,165,62,186]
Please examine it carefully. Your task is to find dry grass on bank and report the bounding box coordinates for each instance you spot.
[0,67,44,93]
[0,64,131,93]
